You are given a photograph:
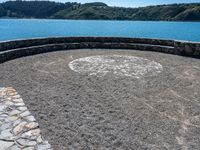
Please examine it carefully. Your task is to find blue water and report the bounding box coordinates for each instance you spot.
[0,19,200,42]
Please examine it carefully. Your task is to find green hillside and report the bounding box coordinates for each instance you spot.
[0,1,200,21]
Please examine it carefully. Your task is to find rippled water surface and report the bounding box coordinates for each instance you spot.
[0,19,200,41]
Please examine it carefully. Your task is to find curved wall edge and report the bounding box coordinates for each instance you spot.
[0,37,199,63]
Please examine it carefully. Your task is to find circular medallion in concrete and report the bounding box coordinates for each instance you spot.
[69,55,163,78]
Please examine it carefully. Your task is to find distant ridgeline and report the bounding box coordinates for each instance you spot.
[0,1,200,21]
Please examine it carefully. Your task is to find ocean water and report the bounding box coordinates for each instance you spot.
[0,19,200,42]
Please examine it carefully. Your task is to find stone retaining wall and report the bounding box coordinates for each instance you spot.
[0,37,175,51]
[0,37,199,63]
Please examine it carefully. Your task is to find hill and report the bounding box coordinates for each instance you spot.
[0,1,200,21]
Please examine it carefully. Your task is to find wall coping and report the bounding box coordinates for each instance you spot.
[0,37,199,63]
[1,37,199,44]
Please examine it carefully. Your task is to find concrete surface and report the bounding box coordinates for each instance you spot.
[0,49,200,150]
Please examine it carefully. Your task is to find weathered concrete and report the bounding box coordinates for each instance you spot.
[0,49,200,149]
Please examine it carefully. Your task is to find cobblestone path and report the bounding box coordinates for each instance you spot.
[0,87,52,150]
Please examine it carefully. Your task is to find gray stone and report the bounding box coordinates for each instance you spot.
[21,129,40,137]
[20,111,31,117]
[11,95,21,99]
[25,122,39,130]
[9,110,20,116]
[28,140,37,146]
[0,37,200,64]
[36,143,52,150]
[29,135,38,140]
[22,147,35,150]
[5,101,14,106]
[0,114,8,118]
[15,103,25,106]
[13,121,27,135]
[7,144,21,150]
[0,122,12,131]
[18,106,27,111]
[0,105,6,112]
[25,116,36,122]
[0,129,13,139]
[17,138,37,146]
[13,119,22,127]
[7,115,20,122]
[12,98,23,103]
[0,140,14,149]
[36,135,43,143]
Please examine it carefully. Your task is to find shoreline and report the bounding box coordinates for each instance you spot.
[1,18,200,22]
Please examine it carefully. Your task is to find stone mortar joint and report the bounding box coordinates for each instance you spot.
[0,87,52,150]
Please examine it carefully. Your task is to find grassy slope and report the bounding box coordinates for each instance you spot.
[0,1,200,21]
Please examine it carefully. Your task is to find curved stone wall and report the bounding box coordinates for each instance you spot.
[0,37,199,63]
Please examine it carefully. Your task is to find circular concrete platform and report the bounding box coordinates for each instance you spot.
[0,49,200,149]
[68,55,163,78]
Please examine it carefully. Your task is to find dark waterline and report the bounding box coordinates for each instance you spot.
[0,19,200,42]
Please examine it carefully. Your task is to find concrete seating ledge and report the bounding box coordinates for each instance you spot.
[0,37,199,63]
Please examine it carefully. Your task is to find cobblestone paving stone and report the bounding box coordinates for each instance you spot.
[0,87,52,150]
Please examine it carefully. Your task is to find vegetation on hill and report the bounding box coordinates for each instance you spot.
[0,4,6,16]
[0,1,200,21]
[0,1,74,18]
